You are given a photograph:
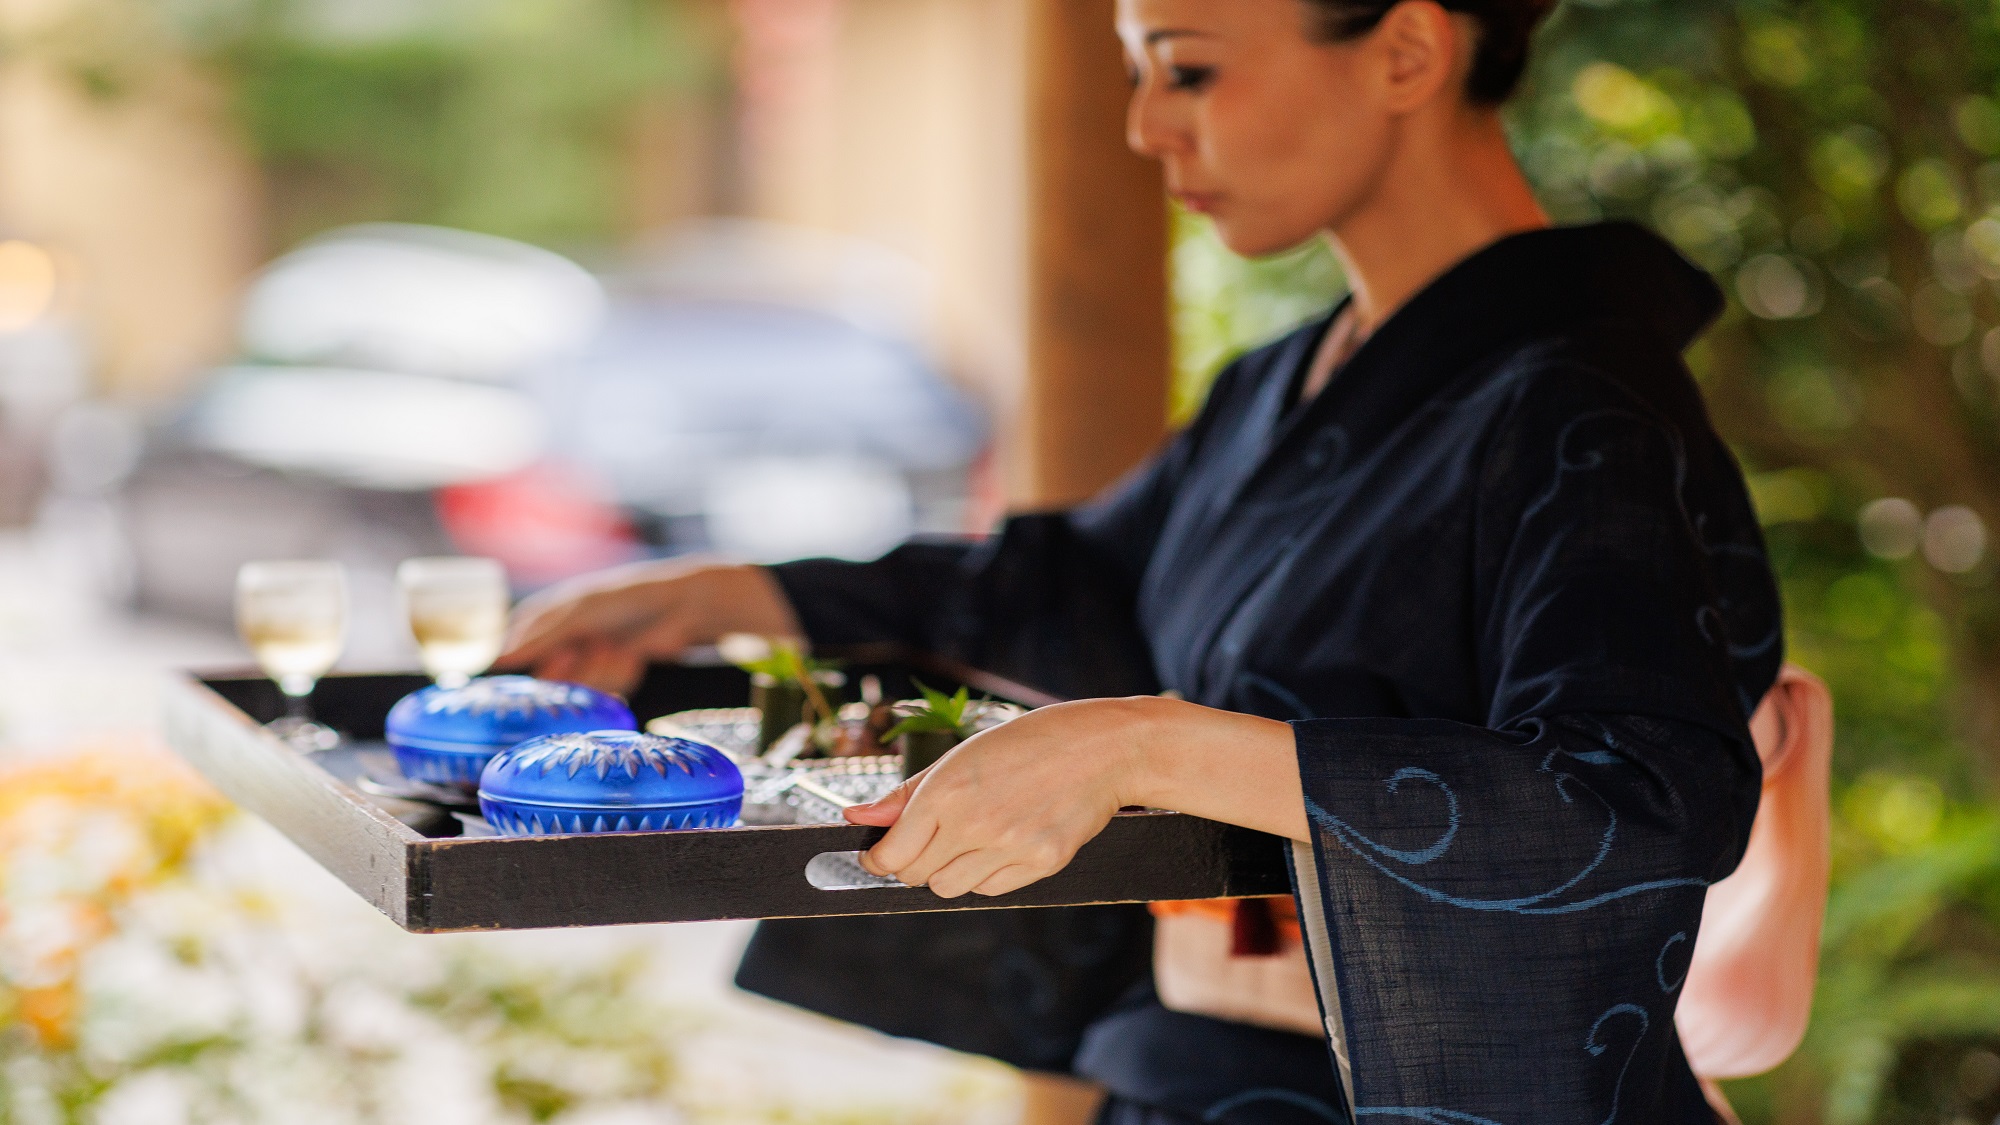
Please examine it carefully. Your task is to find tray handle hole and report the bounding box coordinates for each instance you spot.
[805,851,908,891]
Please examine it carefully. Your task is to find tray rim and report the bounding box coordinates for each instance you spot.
[162,654,1291,934]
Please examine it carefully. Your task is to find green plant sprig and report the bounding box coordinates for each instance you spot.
[724,637,842,724]
[881,681,979,743]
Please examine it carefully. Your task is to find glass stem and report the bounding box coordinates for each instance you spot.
[280,675,315,721]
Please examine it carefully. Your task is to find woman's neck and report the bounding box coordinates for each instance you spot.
[1326,109,1550,339]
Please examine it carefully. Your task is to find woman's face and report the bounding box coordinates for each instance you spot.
[1117,0,1400,258]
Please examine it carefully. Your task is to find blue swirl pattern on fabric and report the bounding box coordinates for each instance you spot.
[1288,369,1773,1119]
[769,224,1781,1123]
[1203,1089,1348,1122]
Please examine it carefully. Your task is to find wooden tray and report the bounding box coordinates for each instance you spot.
[161,650,1291,933]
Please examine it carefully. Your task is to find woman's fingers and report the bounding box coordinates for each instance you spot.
[871,825,1074,897]
[526,639,645,695]
[971,864,1043,898]
[568,640,646,696]
[500,593,607,668]
[923,850,1013,900]
[843,779,915,827]
[532,644,584,683]
[852,808,928,880]
[502,567,679,665]
[862,800,1075,894]
[858,813,938,878]
[501,562,805,678]
[848,705,1131,896]
[502,577,702,669]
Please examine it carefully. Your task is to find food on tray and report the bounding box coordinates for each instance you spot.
[883,682,1025,777]
[633,674,1014,826]
[384,675,636,788]
[717,633,845,750]
[829,700,894,757]
[645,707,761,758]
[477,730,744,835]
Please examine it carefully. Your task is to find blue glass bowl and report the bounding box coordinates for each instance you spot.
[384,676,636,788]
[478,730,745,835]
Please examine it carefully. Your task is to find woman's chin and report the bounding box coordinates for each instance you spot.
[1209,217,1325,260]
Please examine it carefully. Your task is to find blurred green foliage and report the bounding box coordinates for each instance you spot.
[1172,2,2000,1120]
[219,0,712,249]
[18,0,2000,1115]
[1171,208,1343,424]
[9,0,717,249]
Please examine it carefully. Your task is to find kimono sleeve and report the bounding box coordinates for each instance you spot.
[767,360,1251,699]
[1288,365,1780,1122]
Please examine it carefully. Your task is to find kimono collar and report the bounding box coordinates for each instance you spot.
[1271,221,1724,461]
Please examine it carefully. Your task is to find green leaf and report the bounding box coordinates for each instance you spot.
[882,711,962,742]
[880,681,978,743]
[723,638,841,683]
[1822,812,2000,950]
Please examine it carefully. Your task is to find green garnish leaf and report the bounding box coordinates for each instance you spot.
[881,680,981,743]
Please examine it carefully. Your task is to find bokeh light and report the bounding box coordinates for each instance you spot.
[1738,253,1822,319]
[1858,498,1924,560]
[0,240,57,332]
[1842,771,1947,855]
[1923,505,1988,574]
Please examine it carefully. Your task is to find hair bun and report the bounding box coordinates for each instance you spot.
[1300,0,1557,105]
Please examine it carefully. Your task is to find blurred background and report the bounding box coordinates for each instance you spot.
[2,0,2000,1121]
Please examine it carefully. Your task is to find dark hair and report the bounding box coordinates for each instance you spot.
[1299,0,1555,105]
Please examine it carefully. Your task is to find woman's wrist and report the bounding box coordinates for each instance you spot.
[1114,696,1202,810]
[1114,696,1310,842]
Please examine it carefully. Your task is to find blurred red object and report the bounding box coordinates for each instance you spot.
[435,462,643,587]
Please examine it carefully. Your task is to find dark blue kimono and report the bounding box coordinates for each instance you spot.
[768,223,1782,1125]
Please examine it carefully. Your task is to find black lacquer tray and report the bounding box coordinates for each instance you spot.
[161,648,1291,933]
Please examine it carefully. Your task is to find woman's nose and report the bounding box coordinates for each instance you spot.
[1125,78,1179,159]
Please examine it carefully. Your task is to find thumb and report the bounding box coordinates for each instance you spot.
[843,779,916,826]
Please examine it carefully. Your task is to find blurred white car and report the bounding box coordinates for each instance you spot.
[126,222,988,653]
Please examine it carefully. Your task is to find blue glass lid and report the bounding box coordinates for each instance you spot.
[385,676,635,752]
[479,730,744,809]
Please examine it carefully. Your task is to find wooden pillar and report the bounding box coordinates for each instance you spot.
[1018,0,1170,509]
[730,0,1168,515]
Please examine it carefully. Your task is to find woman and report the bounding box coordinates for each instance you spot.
[503,1,1780,1121]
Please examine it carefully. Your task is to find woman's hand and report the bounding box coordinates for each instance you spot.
[497,558,801,695]
[844,696,1308,899]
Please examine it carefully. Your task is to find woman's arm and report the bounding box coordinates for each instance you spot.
[499,558,803,692]
[845,696,1306,899]
[498,355,1262,697]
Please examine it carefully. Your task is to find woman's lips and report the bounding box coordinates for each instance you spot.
[1175,191,1221,214]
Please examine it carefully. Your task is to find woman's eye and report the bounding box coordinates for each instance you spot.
[1166,65,1215,92]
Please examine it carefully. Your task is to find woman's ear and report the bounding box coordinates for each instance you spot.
[1369,0,1465,114]
[1750,665,1833,782]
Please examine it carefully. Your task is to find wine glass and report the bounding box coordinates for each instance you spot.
[236,560,348,752]
[397,556,509,689]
